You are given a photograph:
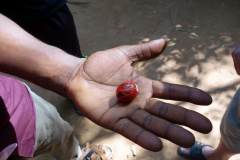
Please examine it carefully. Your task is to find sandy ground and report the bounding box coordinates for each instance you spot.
[12,0,240,159]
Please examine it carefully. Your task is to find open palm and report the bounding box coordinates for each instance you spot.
[67,39,212,151]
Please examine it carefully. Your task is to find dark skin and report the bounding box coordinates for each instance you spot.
[66,39,213,151]
[0,14,212,152]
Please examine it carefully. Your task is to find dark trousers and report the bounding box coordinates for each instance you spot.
[18,5,83,58]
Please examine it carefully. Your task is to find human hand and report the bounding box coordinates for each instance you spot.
[232,44,240,75]
[0,15,212,151]
[66,39,212,151]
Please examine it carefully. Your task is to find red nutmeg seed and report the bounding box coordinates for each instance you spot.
[116,81,138,102]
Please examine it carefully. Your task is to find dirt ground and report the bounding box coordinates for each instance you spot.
[22,0,240,159]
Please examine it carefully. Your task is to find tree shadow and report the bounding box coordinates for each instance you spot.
[69,0,240,159]
[2,0,240,160]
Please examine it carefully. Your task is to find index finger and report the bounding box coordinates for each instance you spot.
[152,81,212,105]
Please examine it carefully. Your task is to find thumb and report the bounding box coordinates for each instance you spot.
[118,38,166,62]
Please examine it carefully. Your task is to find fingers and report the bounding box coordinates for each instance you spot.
[145,98,212,134]
[152,80,212,105]
[101,103,194,150]
[128,108,195,148]
[113,118,163,151]
[100,98,209,150]
[231,44,240,75]
[118,39,166,62]
[97,104,162,151]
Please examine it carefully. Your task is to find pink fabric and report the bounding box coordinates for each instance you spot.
[0,74,36,157]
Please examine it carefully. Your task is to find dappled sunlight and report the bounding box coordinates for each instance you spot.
[170,49,184,58]
[189,32,199,40]
[142,37,150,42]
[134,30,237,87]
[121,27,240,159]
[134,29,240,130]
[132,20,240,158]
[5,0,239,159]
[138,37,151,44]
[194,51,205,60]
[64,1,240,159]
[175,24,182,28]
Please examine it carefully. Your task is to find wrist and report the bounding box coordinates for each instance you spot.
[64,57,88,101]
[52,51,86,97]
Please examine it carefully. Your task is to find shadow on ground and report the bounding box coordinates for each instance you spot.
[16,0,240,159]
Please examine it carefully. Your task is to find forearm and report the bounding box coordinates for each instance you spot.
[0,14,85,97]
